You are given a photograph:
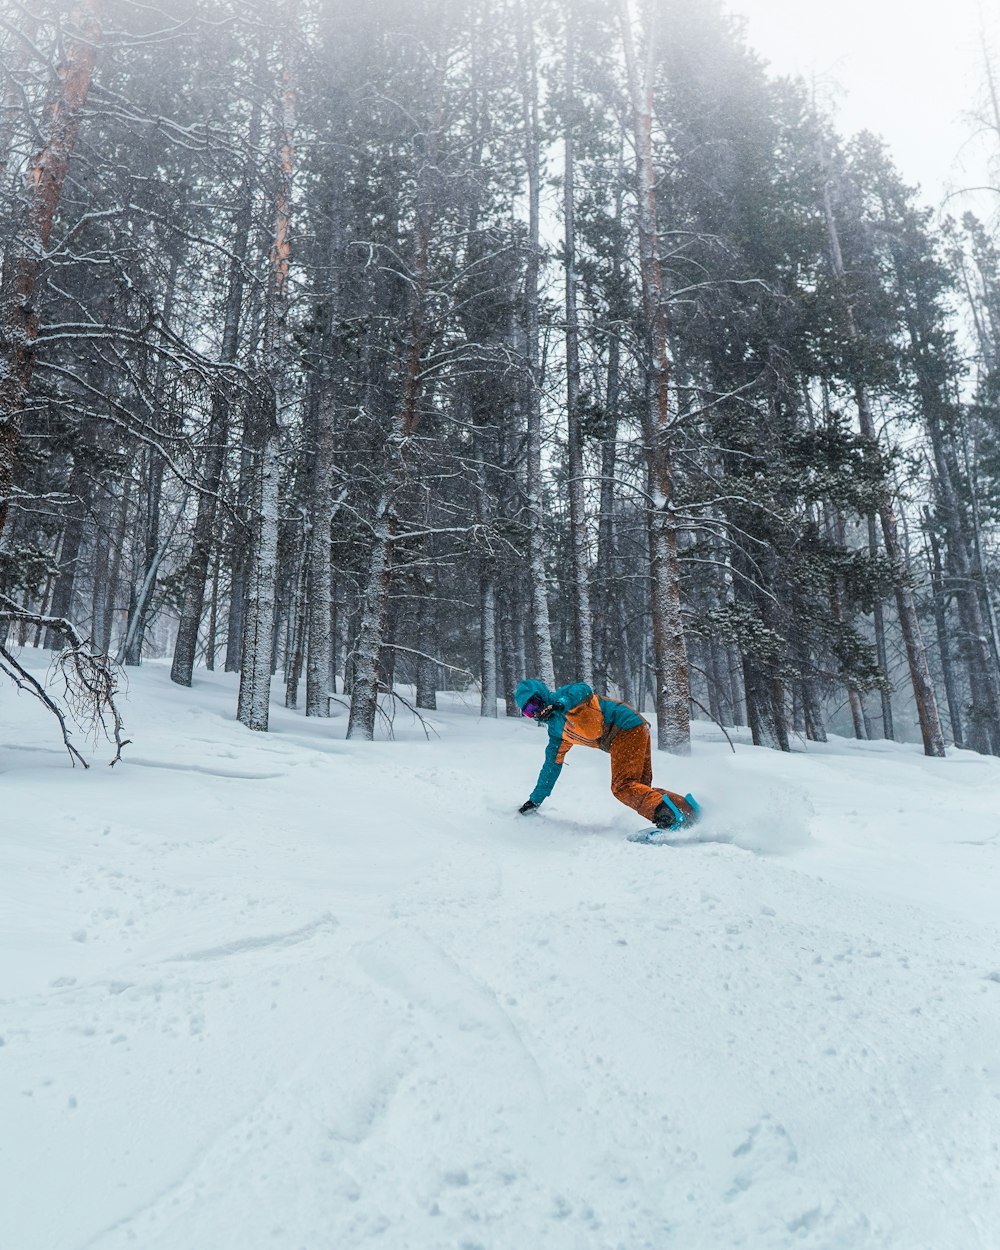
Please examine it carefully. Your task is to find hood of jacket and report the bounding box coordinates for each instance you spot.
[514,678,554,711]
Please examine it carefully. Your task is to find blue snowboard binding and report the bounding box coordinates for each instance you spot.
[627,793,701,845]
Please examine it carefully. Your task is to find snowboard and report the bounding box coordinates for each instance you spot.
[628,793,702,845]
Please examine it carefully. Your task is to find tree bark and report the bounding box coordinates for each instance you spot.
[480,571,498,717]
[516,2,555,688]
[0,0,103,540]
[867,513,895,739]
[305,389,337,716]
[347,55,445,739]
[821,169,944,755]
[171,385,230,684]
[563,0,593,684]
[172,96,259,686]
[347,489,394,739]
[238,27,296,731]
[44,463,90,649]
[304,203,346,718]
[925,521,965,748]
[618,0,690,752]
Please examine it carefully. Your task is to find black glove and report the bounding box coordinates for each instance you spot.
[537,701,562,723]
[518,799,538,814]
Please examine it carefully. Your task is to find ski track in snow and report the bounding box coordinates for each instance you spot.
[2,658,1000,1249]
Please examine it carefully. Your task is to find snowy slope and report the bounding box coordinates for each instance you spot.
[2,655,1000,1250]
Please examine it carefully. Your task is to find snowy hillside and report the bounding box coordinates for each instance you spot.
[3,656,1000,1250]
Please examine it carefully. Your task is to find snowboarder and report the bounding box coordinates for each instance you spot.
[514,679,697,829]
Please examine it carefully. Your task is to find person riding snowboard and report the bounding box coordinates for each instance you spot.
[514,679,696,829]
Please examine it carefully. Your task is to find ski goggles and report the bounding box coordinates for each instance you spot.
[521,695,545,719]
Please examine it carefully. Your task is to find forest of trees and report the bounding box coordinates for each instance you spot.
[4,0,1000,763]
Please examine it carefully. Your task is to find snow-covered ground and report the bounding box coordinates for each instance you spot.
[3,653,1000,1250]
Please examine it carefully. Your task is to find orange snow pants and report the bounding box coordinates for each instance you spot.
[609,723,690,823]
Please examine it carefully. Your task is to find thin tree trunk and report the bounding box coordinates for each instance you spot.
[347,490,393,739]
[238,25,296,732]
[102,471,133,657]
[593,169,625,694]
[563,0,593,684]
[172,95,259,686]
[516,2,554,688]
[119,497,185,665]
[821,169,943,755]
[172,386,230,685]
[226,433,253,673]
[305,392,337,716]
[284,519,308,708]
[926,431,999,753]
[237,383,281,730]
[305,205,345,717]
[868,513,895,739]
[0,0,103,541]
[206,544,220,670]
[415,585,438,710]
[347,58,444,739]
[44,465,90,649]
[618,0,690,752]
[727,645,746,727]
[802,676,827,743]
[480,572,498,717]
[499,583,519,717]
[926,522,965,748]
[90,486,116,655]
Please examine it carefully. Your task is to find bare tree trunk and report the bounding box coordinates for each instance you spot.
[801,677,827,743]
[102,470,133,657]
[89,486,116,655]
[821,170,944,755]
[226,433,253,673]
[927,430,1000,753]
[172,96,259,686]
[593,170,625,694]
[727,645,746,727]
[743,655,781,750]
[305,391,337,716]
[237,383,281,730]
[563,0,593,684]
[172,386,229,685]
[618,0,690,752]
[347,490,393,739]
[119,495,185,665]
[304,205,345,718]
[499,574,520,717]
[868,513,895,739]
[705,637,723,725]
[44,464,91,649]
[480,572,498,717]
[825,501,867,740]
[238,27,296,732]
[516,3,554,688]
[206,546,220,670]
[284,517,308,708]
[347,57,445,739]
[926,522,965,748]
[0,0,103,540]
[415,582,438,710]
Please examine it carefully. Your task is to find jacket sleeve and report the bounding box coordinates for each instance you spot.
[530,732,566,805]
[554,680,593,712]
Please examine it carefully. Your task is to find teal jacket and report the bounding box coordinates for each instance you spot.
[515,679,646,806]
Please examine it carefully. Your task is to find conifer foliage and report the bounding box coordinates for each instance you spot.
[2,0,998,758]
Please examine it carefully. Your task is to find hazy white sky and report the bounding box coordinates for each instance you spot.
[726,0,1000,214]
